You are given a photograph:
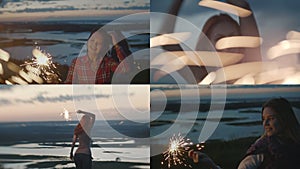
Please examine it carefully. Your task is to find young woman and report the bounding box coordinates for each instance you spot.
[70,110,96,169]
[65,28,130,84]
[189,98,300,169]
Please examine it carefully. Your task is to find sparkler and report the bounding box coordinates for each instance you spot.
[215,36,262,50]
[0,63,3,75]
[21,47,62,83]
[61,108,71,121]
[150,32,191,48]
[0,48,10,62]
[161,134,205,168]
[198,0,252,17]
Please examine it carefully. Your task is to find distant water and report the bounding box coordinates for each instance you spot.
[0,0,150,66]
[150,85,300,146]
[0,19,149,65]
[0,120,150,163]
[0,0,150,13]
[0,120,149,144]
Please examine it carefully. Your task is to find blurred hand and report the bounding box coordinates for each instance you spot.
[188,150,219,169]
[76,110,84,114]
[70,153,74,161]
[109,31,125,45]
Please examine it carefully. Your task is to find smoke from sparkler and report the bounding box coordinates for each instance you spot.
[161,133,205,168]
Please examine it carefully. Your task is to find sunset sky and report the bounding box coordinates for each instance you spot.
[0,85,149,122]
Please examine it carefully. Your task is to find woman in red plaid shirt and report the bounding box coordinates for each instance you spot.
[65,28,130,84]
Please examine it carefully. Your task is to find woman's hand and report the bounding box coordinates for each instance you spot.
[188,150,221,169]
[109,31,125,45]
[76,110,84,114]
[70,152,74,160]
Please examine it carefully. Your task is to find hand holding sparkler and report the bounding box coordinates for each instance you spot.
[188,150,222,169]
[161,134,205,168]
[76,110,95,117]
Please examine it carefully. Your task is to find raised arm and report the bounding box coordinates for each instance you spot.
[77,110,96,125]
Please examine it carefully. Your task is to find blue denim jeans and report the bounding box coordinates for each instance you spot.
[74,153,92,169]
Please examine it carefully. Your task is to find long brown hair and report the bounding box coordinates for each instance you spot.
[74,123,84,136]
[262,98,300,143]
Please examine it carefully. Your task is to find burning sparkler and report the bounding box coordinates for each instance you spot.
[61,108,71,121]
[21,47,62,83]
[161,134,205,168]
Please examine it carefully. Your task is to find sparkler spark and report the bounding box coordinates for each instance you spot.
[61,108,71,121]
[0,48,10,62]
[0,63,3,75]
[21,47,62,83]
[161,134,205,168]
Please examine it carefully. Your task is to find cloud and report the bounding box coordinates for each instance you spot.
[0,98,12,106]
[14,93,111,104]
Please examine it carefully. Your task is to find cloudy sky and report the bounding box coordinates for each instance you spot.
[151,0,300,59]
[0,85,149,122]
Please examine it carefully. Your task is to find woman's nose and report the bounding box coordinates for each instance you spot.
[263,119,269,126]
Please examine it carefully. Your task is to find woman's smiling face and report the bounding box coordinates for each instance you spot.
[262,107,282,137]
[87,31,107,61]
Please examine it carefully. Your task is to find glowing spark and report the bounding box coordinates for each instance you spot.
[32,48,50,66]
[152,51,243,67]
[27,71,44,84]
[161,134,205,168]
[21,47,61,83]
[7,61,21,73]
[11,76,28,85]
[0,48,10,62]
[150,32,191,48]
[5,80,13,85]
[216,36,262,50]
[199,0,252,17]
[282,72,300,84]
[61,108,71,121]
[0,63,3,75]
[254,67,295,84]
[19,70,33,83]
[213,62,278,84]
[267,40,300,60]
[199,72,216,85]
[234,74,255,85]
[286,30,300,40]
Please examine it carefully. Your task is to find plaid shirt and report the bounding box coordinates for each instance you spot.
[65,46,128,84]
